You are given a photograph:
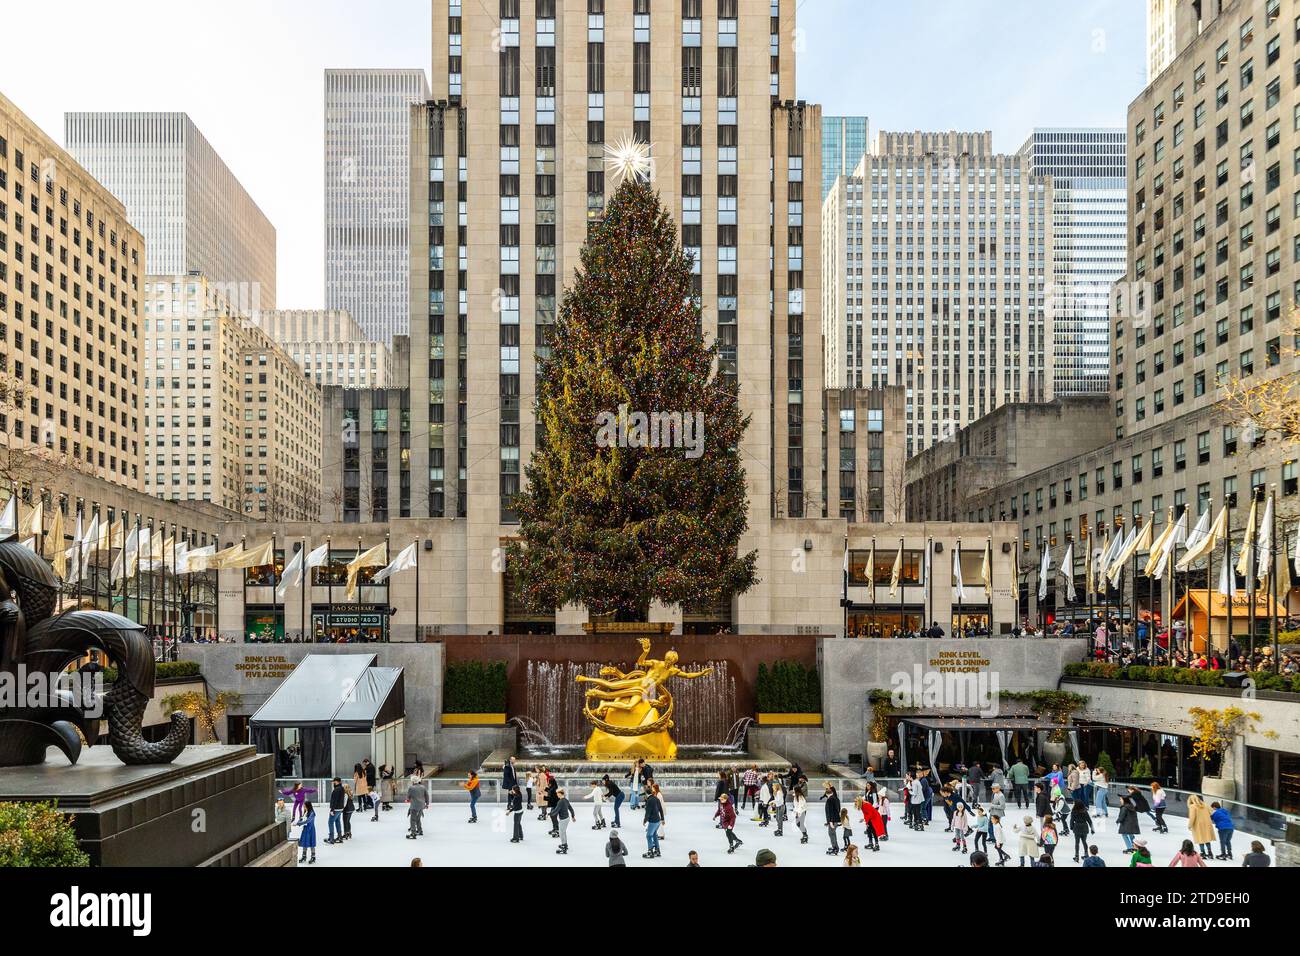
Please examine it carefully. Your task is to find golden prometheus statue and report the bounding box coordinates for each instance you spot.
[576,638,712,760]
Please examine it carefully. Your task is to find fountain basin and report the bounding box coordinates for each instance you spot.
[480,746,795,778]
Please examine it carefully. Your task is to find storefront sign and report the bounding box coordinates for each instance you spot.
[927,649,992,673]
[234,655,296,680]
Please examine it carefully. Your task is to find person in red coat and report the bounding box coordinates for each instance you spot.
[860,798,885,852]
[714,792,743,854]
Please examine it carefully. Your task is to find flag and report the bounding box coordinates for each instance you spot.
[981,538,993,590]
[1177,505,1226,570]
[0,495,16,539]
[1293,522,1300,579]
[80,513,100,560]
[1218,546,1235,597]
[48,506,65,579]
[220,539,275,570]
[111,524,141,583]
[1061,542,1077,602]
[1038,544,1052,601]
[19,499,43,539]
[953,542,966,602]
[1145,509,1180,579]
[1254,495,1274,585]
[372,542,418,583]
[888,541,903,598]
[1236,496,1258,582]
[276,543,326,598]
[347,542,389,600]
[182,544,223,574]
[1108,523,1145,586]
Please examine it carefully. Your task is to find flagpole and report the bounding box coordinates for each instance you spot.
[272,532,279,644]
[414,536,421,642]
[301,537,308,642]
[1224,498,1233,657]
[1248,489,1259,665]
[326,535,333,643]
[986,537,994,637]
[926,535,933,634]
[897,536,904,638]
[956,537,963,638]
[383,533,390,642]
[1269,489,1279,674]
[1205,500,1215,655]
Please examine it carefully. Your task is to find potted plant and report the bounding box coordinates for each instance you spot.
[866,690,892,770]
[1188,706,1264,801]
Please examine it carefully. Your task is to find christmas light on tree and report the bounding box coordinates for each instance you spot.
[506,176,757,622]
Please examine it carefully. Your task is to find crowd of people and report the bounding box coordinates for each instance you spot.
[282,750,1273,868]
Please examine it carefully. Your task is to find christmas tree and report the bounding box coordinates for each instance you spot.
[507,175,757,622]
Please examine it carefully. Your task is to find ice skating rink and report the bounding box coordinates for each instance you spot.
[297,798,1276,868]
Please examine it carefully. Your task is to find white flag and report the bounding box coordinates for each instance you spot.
[1294,523,1300,579]
[80,513,100,560]
[180,544,216,574]
[952,543,966,602]
[1061,542,1077,602]
[1218,547,1235,597]
[276,543,327,598]
[0,496,16,539]
[1038,545,1052,601]
[372,542,418,583]
[1255,496,1274,583]
[1150,508,1187,581]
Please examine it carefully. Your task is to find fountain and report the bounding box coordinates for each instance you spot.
[507,716,563,755]
[524,658,738,747]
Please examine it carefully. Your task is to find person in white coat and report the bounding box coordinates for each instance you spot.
[585,779,607,830]
[793,785,809,844]
[1012,815,1039,867]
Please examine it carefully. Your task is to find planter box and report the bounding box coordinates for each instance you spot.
[756,712,823,726]
[441,713,507,726]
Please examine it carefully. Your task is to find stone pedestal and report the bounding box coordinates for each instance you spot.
[0,744,282,866]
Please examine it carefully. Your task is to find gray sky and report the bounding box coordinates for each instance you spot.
[0,0,1144,311]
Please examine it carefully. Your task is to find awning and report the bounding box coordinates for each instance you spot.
[250,653,377,728]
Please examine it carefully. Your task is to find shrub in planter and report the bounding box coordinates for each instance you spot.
[443,661,508,714]
[755,661,821,713]
[0,802,88,867]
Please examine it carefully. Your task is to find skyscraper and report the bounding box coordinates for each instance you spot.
[324,68,431,343]
[0,92,146,489]
[64,112,276,309]
[1148,0,1179,80]
[316,0,824,633]
[821,115,868,200]
[1019,128,1127,396]
[822,131,1054,457]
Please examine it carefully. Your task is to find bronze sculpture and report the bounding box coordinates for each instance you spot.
[0,540,188,767]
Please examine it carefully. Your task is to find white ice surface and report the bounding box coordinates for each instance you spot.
[295,798,1276,868]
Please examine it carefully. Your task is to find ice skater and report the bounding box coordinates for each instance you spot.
[585,779,607,829]
[296,802,317,864]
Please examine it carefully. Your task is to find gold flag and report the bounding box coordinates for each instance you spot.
[1236,496,1258,579]
[1178,504,1227,570]
[220,539,275,570]
[190,543,242,572]
[49,507,65,578]
[346,542,388,600]
[888,541,903,598]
